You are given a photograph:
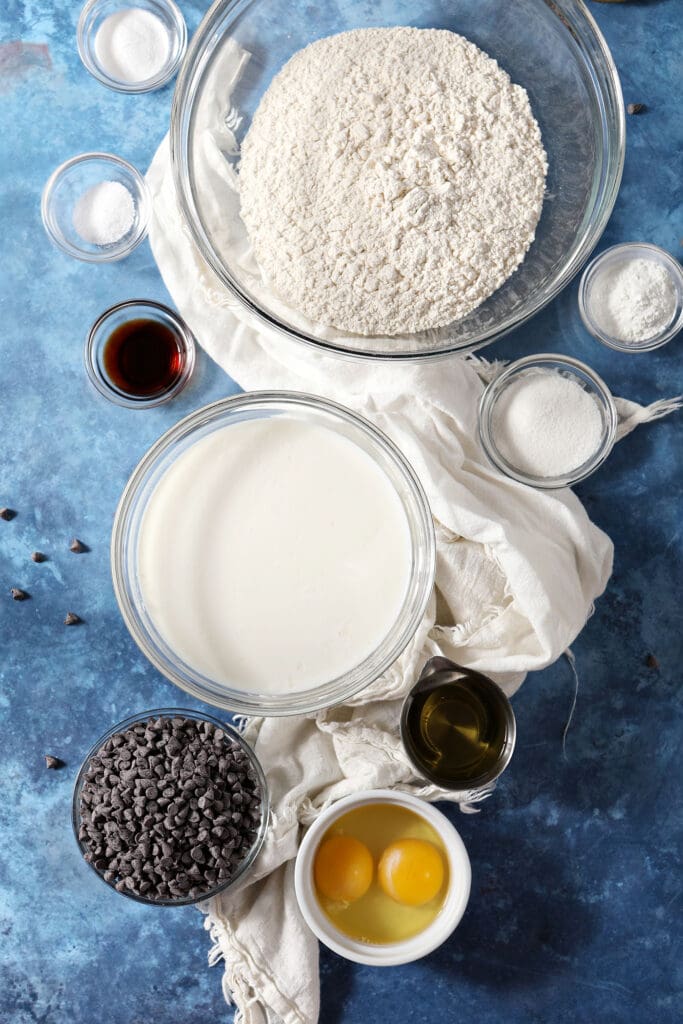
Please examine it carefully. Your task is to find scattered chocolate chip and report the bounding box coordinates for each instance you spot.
[0,508,16,521]
[31,551,47,563]
[45,755,64,770]
[11,588,29,601]
[645,653,659,670]
[627,103,646,115]
[64,611,82,625]
[69,537,88,553]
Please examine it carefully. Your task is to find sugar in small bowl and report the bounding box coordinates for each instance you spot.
[77,0,187,93]
[294,789,471,966]
[42,152,150,262]
[579,242,683,352]
[478,354,617,489]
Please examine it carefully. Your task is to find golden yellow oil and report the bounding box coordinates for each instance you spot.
[314,803,449,944]
[404,678,510,786]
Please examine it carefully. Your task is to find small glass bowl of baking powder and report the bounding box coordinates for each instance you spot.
[77,0,187,93]
[42,152,150,262]
[478,354,618,489]
[579,242,683,353]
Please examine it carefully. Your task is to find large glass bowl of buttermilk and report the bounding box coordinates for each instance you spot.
[111,393,435,715]
[169,0,624,360]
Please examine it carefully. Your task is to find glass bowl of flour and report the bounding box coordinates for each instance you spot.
[111,393,435,715]
[170,0,624,360]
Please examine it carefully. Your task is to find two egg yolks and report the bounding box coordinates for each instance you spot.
[314,834,444,907]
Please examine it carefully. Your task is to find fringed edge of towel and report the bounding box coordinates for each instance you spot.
[615,395,683,440]
[205,914,289,1024]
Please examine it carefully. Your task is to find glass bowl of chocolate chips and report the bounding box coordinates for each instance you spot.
[72,708,268,905]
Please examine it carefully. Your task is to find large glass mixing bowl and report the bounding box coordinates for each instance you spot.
[111,393,435,716]
[170,0,624,360]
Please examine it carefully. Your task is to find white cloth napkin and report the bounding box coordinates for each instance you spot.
[145,52,680,1018]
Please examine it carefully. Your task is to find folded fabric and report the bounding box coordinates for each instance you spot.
[146,104,679,1024]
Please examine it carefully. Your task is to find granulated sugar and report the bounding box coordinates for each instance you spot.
[72,180,135,246]
[491,371,604,478]
[239,27,547,336]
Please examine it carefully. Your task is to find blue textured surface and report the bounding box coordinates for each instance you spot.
[1,2,682,1022]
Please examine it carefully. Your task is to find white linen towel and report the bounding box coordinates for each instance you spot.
[145,57,680,1017]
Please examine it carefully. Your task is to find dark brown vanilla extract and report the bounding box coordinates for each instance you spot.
[103,318,184,397]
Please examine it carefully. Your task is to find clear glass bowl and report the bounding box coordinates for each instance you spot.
[170,0,624,360]
[478,354,618,489]
[579,242,683,352]
[85,299,196,408]
[42,152,150,262]
[72,708,269,906]
[111,393,436,715]
[78,0,187,93]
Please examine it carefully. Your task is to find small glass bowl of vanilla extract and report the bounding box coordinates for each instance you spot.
[401,657,516,801]
[85,299,195,408]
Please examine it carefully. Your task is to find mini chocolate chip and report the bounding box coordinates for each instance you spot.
[627,102,646,115]
[64,611,81,626]
[11,588,29,601]
[0,508,16,521]
[646,653,660,670]
[44,754,64,769]
[31,551,47,563]
[69,538,88,553]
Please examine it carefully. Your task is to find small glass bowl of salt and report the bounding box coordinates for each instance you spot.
[77,0,187,93]
[478,354,618,490]
[42,152,150,262]
[579,242,683,353]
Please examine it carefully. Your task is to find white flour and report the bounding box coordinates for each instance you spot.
[239,27,548,336]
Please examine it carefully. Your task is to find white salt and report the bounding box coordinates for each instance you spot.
[491,371,604,478]
[72,180,135,246]
[589,257,677,343]
[93,8,170,85]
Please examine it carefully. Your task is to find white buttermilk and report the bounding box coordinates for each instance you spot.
[137,417,412,693]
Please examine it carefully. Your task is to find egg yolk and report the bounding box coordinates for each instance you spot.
[378,838,445,906]
[314,835,374,903]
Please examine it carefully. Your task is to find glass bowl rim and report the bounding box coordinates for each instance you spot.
[71,706,270,906]
[84,298,196,407]
[578,241,683,353]
[169,0,625,361]
[477,352,618,489]
[77,0,188,94]
[41,151,151,262]
[111,391,436,715]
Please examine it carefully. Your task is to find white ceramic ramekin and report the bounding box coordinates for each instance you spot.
[294,789,471,966]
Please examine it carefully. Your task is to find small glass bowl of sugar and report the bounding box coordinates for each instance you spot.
[42,152,150,262]
[579,242,683,353]
[478,354,618,489]
[77,0,187,93]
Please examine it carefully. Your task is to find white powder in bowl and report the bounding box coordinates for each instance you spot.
[239,27,548,337]
[94,8,170,85]
[72,180,135,246]
[588,257,677,343]
[491,371,604,478]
